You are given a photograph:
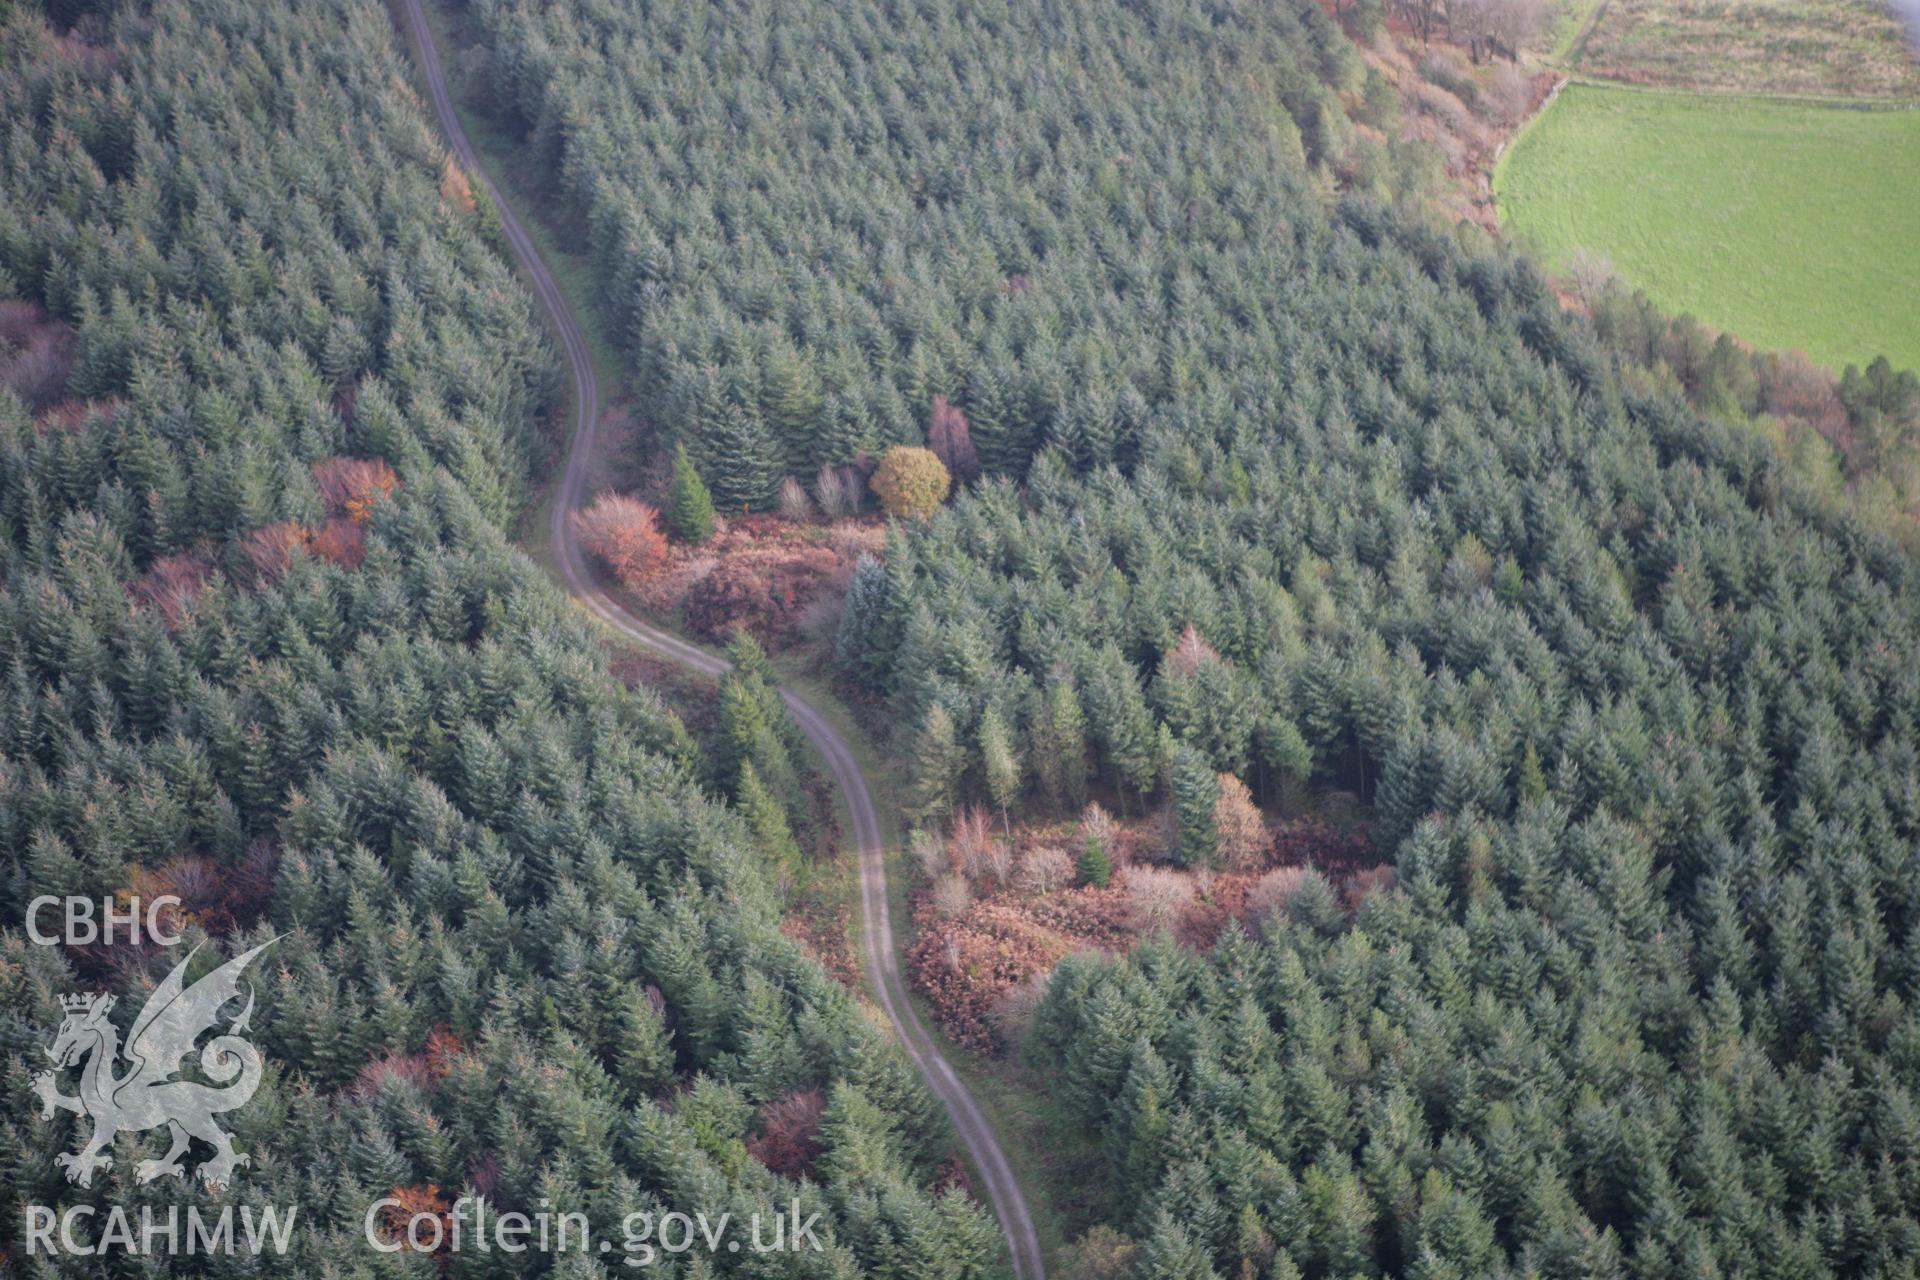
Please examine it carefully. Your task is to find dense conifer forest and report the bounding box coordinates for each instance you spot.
[465,0,1408,508]
[837,228,1920,1273]
[0,2,1001,1272]
[467,0,1920,1274]
[4,0,1918,1274]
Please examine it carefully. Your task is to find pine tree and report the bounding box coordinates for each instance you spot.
[1517,740,1548,805]
[715,671,799,808]
[739,760,802,876]
[908,703,965,826]
[1078,833,1112,889]
[1170,745,1220,868]
[964,360,1024,476]
[760,337,825,473]
[836,554,895,680]
[818,1083,907,1188]
[1031,677,1090,811]
[616,986,677,1100]
[1133,1208,1224,1280]
[699,403,783,511]
[1118,1039,1175,1196]
[666,444,716,541]
[1087,644,1160,808]
[1257,713,1314,807]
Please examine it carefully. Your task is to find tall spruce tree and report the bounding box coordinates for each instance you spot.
[907,702,965,827]
[666,444,716,541]
[1169,745,1221,868]
[1031,677,1090,811]
[698,403,783,511]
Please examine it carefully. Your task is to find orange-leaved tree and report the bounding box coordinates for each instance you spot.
[572,492,668,589]
[240,521,310,583]
[312,456,399,524]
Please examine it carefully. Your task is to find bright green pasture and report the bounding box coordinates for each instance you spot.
[1495,83,1920,373]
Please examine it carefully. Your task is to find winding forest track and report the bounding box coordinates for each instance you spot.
[395,3,1047,1275]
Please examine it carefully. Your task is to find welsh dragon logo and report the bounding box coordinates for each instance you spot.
[33,939,278,1191]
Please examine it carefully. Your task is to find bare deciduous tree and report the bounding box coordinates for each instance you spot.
[1566,246,1619,311]
[1015,844,1073,895]
[777,475,813,520]
[1126,865,1194,932]
[814,464,850,517]
[926,395,980,484]
[933,873,972,918]
[1448,0,1545,61]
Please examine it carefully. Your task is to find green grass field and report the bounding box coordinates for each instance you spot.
[1495,84,1920,374]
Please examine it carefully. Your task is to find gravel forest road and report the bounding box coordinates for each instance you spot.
[396,3,1046,1275]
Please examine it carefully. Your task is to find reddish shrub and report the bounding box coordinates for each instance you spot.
[48,400,122,437]
[72,845,277,982]
[312,456,399,523]
[309,516,366,568]
[129,542,218,631]
[1245,866,1313,932]
[354,1027,461,1099]
[908,897,1075,1050]
[1345,864,1398,911]
[947,806,998,882]
[466,1154,501,1200]
[776,475,813,520]
[905,811,1385,1050]
[47,27,118,75]
[680,539,840,643]
[424,1025,465,1073]
[932,874,972,919]
[1125,866,1193,932]
[1269,818,1377,876]
[572,493,668,589]
[240,521,310,583]
[439,160,477,217]
[353,1051,435,1098]
[780,902,859,989]
[746,1088,827,1178]
[1164,624,1221,677]
[814,464,852,516]
[1761,349,1851,447]
[988,971,1053,1044]
[927,396,980,484]
[1014,844,1074,895]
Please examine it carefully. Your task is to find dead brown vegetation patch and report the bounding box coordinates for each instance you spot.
[129,541,219,631]
[643,514,885,647]
[908,812,1380,1051]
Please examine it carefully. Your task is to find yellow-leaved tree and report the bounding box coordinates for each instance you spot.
[871,446,951,520]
